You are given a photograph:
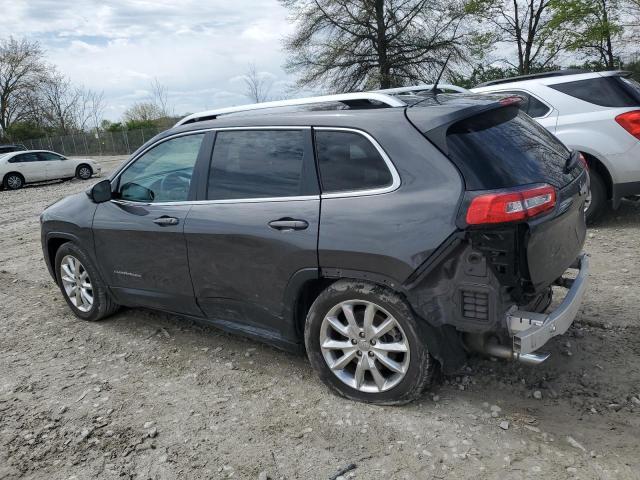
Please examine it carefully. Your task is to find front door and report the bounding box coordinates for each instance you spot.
[185,128,320,341]
[38,151,71,179]
[92,132,208,316]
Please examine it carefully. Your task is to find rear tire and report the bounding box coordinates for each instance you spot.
[3,173,24,190]
[304,280,433,405]
[585,169,607,224]
[76,164,93,180]
[54,243,119,321]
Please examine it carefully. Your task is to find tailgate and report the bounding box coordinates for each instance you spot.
[525,172,588,290]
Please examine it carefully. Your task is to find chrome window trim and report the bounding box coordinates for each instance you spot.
[109,125,399,206]
[314,127,401,199]
[111,195,320,207]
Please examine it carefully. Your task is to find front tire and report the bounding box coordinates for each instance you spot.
[54,243,119,321]
[76,164,93,180]
[3,173,24,190]
[305,280,433,405]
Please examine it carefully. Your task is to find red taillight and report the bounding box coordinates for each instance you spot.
[615,110,640,140]
[466,184,557,225]
[499,95,524,106]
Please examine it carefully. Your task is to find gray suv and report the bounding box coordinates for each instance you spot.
[41,91,590,404]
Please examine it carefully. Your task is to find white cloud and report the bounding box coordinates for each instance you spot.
[1,0,299,120]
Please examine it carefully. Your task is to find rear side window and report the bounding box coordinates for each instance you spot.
[446,107,578,190]
[314,130,393,193]
[9,153,39,163]
[549,77,640,107]
[208,130,305,200]
[499,91,551,118]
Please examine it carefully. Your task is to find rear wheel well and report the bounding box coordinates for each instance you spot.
[582,152,612,200]
[294,278,335,342]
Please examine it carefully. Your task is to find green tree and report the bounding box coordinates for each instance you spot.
[549,0,623,69]
[281,0,473,91]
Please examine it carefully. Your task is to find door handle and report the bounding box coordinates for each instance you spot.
[268,218,309,231]
[153,216,179,226]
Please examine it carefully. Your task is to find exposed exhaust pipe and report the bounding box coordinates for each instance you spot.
[464,334,550,366]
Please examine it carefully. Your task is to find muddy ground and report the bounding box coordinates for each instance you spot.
[0,155,639,479]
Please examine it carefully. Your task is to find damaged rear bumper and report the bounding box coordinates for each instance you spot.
[507,254,589,355]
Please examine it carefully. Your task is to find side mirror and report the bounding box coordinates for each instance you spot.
[88,179,112,203]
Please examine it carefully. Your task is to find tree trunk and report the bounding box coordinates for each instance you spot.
[601,0,615,68]
[375,0,391,88]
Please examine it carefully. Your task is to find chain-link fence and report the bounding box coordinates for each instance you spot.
[20,127,167,157]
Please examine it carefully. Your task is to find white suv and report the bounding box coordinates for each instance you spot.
[472,70,640,222]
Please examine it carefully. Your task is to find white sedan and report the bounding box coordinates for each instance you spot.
[0,150,101,190]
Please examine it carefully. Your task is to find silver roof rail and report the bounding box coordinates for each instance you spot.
[373,84,470,94]
[175,92,406,127]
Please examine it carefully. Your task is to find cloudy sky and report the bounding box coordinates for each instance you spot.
[2,0,301,120]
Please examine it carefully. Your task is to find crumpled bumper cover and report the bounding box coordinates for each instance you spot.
[506,254,589,355]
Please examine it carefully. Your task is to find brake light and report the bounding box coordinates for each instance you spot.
[499,95,523,106]
[466,184,557,225]
[615,110,640,140]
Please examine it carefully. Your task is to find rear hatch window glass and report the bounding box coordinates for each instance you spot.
[446,107,578,190]
[549,76,640,107]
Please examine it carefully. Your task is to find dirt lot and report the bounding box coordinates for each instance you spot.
[1,155,639,480]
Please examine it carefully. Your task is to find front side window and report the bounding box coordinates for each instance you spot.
[207,130,305,200]
[314,130,393,193]
[117,133,204,203]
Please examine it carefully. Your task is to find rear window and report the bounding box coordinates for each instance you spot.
[315,130,393,193]
[446,107,578,190]
[549,76,640,107]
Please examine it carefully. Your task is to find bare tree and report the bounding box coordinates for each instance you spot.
[149,77,172,117]
[242,62,273,103]
[85,89,106,131]
[0,37,46,135]
[122,102,163,123]
[37,71,85,134]
[281,0,472,92]
[467,0,567,74]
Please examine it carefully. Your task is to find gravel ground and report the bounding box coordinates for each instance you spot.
[1,156,639,479]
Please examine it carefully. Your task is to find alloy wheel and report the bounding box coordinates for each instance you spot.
[78,167,92,179]
[60,255,94,312]
[7,175,22,189]
[320,300,410,393]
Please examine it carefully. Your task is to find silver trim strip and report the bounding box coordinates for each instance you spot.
[111,195,321,207]
[314,127,401,199]
[175,93,406,126]
[373,84,469,95]
[109,126,400,207]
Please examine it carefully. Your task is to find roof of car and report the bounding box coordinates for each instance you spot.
[165,93,501,137]
[473,70,631,91]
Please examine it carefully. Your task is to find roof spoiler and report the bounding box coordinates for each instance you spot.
[408,96,523,155]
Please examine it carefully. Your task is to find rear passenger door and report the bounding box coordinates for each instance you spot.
[184,128,320,341]
[9,153,46,182]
